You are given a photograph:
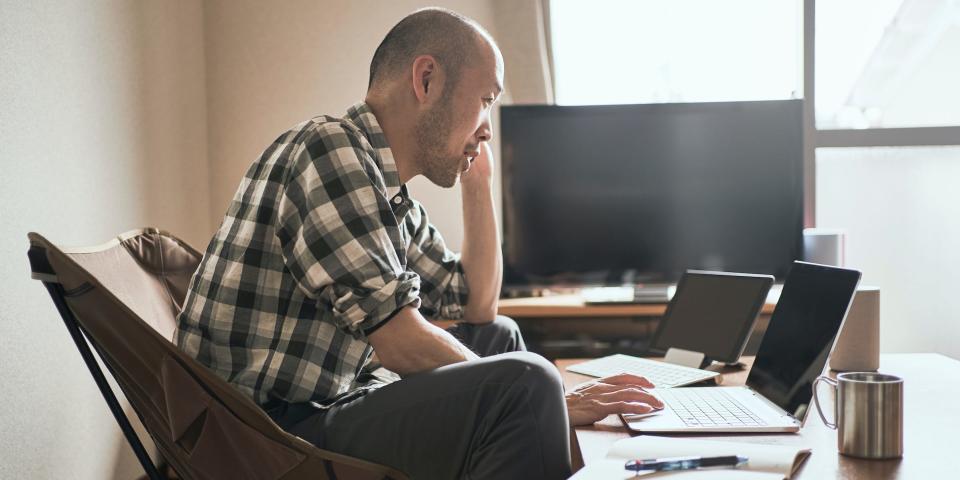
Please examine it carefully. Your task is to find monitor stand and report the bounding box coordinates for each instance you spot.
[663,347,708,369]
[722,361,748,370]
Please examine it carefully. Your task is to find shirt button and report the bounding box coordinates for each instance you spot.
[392,195,402,205]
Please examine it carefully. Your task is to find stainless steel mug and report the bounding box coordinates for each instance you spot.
[813,372,903,459]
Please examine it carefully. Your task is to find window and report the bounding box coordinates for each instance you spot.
[550,0,802,105]
[549,0,960,358]
[817,147,960,354]
[816,0,960,129]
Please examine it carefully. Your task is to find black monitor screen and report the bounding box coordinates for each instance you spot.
[746,261,861,420]
[500,100,804,284]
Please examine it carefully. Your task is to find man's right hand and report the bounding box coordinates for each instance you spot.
[565,373,664,426]
[367,306,479,376]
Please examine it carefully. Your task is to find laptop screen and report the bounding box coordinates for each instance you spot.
[746,261,861,420]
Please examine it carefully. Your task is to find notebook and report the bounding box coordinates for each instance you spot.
[623,261,861,433]
[570,436,810,479]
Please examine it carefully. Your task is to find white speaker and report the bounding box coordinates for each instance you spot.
[830,286,881,372]
[803,228,845,266]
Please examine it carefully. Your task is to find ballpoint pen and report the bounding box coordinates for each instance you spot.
[625,455,748,472]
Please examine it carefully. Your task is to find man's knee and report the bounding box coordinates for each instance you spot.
[490,315,521,338]
[484,351,563,394]
[453,315,527,355]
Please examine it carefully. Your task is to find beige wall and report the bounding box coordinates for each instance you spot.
[0,0,209,478]
[1,1,505,477]
[203,0,499,251]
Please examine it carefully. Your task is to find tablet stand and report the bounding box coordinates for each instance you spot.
[663,347,707,369]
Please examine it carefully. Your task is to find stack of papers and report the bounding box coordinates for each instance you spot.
[570,436,810,479]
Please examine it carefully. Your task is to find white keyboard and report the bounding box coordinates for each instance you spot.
[657,388,767,427]
[566,354,719,387]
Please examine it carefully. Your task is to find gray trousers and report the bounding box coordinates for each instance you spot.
[267,316,572,480]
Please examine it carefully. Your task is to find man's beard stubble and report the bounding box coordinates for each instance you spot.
[414,95,459,188]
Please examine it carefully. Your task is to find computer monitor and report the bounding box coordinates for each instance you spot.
[500,100,804,286]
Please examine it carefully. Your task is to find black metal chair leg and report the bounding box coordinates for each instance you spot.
[44,282,164,480]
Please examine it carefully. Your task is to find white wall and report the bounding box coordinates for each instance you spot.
[203,0,499,251]
[0,1,209,478]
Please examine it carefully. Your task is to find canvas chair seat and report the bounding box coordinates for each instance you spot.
[28,228,406,480]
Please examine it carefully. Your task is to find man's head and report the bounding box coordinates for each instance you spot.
[367,8,503,187]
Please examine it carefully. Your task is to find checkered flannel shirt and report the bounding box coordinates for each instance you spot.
[176,102,469,406]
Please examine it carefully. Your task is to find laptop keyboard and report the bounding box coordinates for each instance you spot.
[657,388,768,427]
[566,354,717,388]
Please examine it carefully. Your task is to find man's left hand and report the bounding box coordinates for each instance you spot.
[565,373,663,426]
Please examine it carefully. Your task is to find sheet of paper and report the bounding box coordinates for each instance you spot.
[569,459,786,480]
[605,436,810,477]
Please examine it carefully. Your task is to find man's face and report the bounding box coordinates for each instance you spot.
[414,42,503,188]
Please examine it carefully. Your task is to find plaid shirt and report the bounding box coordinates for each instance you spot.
[176,102,469,406]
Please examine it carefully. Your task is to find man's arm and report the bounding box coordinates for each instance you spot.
[459,143,502,324]
[368,305,479,375]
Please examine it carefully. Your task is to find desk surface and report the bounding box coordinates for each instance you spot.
[558,353,959,479]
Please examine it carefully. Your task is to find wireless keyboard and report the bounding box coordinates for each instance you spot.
[566,354,719,388]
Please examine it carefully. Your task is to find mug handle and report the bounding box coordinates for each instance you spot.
[812,376,838,429]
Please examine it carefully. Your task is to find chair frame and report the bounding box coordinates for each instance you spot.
[30,229,407,480]
[41,279,164,480]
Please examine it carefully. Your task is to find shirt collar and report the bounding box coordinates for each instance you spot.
[345,102,403,199]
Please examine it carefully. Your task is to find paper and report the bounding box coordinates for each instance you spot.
[570,436,810,480]
[570,461,785,480]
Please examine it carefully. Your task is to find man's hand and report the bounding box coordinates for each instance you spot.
[461,142,494,186]
[565,374,664,426]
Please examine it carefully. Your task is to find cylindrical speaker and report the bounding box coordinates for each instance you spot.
[803,228,845,266]
[830,287,880,372]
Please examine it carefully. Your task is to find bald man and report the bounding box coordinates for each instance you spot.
[176,8,661,479]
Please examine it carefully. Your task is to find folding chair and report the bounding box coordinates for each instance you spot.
[28,228,406,480]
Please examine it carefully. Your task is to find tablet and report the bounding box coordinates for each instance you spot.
[650,270,774,364]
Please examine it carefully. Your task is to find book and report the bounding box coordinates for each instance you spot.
[570,436,811,479]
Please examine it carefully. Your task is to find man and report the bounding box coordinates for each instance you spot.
[177,8,661,479]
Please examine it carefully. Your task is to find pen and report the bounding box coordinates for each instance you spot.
[624,455,748,472]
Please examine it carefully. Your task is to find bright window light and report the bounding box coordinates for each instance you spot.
[816,0,960,129]
[550,0,802,105]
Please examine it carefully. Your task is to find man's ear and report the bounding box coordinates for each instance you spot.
[411,55,443,105]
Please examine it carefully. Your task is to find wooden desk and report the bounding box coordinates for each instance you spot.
[558,353,959,479]
[499,294,777,319]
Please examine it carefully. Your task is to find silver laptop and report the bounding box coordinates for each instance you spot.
[624,261,861,433]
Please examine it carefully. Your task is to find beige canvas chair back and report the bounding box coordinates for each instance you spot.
[28,228,405,480]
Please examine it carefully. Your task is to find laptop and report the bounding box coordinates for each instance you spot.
[623,261,861,433]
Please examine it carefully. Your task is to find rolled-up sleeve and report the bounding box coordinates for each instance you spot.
[275,124,421,337]
[404,201,469,320]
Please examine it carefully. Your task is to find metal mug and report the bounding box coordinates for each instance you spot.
[812,372,903,459]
